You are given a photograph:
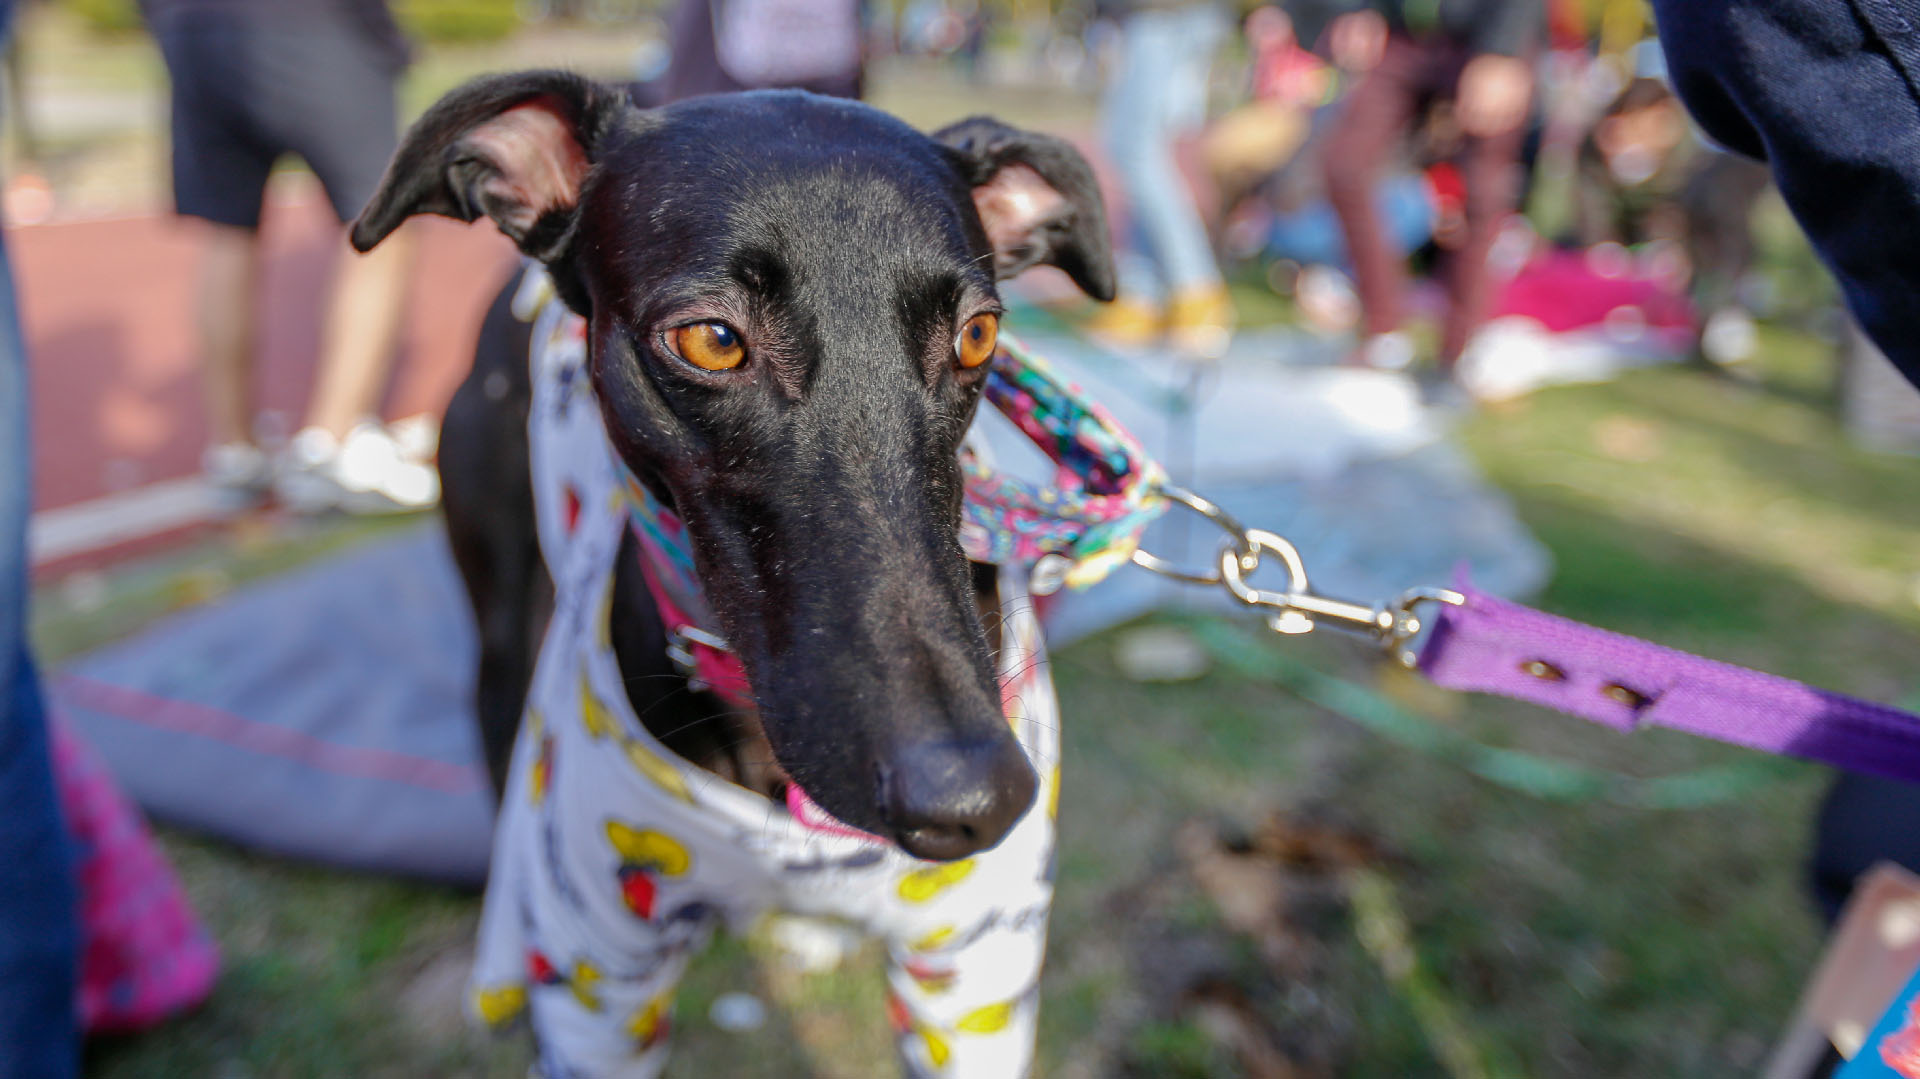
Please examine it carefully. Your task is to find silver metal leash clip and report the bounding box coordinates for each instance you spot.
[1215,529,1462,666]
[1128,478,1466,668]
[1130,484,1260,586]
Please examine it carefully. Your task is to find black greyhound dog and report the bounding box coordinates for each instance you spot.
[351,72,1114,862]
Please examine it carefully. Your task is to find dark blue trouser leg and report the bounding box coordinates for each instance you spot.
[1653,0,1920,386]
[0,208,79,1077]
[0,651,77,1079]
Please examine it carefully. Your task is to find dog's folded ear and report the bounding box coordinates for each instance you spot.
[350,70,629,272]
[933,117,1116,302]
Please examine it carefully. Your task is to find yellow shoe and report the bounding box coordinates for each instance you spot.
[1165,285,1236,359]
[1079,294,1165,349]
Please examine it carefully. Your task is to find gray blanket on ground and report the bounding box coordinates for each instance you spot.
[53,527,497,886]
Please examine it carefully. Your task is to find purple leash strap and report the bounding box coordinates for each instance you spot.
[1131,507,1920,785]
[1418,584,1920,784]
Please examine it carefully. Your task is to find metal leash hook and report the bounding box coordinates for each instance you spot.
[1130,484,1463,668]
[1128,484,1260,586]
[1216,530,1464,667]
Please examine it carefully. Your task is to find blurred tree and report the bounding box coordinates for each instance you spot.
[63,0,140,34]
[61,0,526,41]
[391,0,523,40]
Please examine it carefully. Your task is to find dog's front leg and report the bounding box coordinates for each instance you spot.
[864,571,1063,1078]
[878,829,1056,1079]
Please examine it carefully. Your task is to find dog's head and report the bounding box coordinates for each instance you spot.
[354,72,1113,860]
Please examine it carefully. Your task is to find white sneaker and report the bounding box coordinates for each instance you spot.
[275,423,440,515]
[202,441,272,514]
[1357,330,1416,371]
[1296,265,1360,334]
[1700,307,1759,367]
[385,413,441,466]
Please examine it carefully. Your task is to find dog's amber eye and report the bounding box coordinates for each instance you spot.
[955,313,999,369]
[670,322,746,371]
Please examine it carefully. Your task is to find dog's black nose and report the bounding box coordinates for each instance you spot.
[879,737,1038,862]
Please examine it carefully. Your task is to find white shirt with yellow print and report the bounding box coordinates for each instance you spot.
[467,268,1063,1079]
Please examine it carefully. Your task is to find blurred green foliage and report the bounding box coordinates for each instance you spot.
[61,0,525,42]
[392,0,524,43]
[63,0,140,34]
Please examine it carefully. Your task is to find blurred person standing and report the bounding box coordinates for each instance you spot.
[1321,0,1543,380]
[142,0,439,514]
[1086,0,1235,356]
[656,0,867,102]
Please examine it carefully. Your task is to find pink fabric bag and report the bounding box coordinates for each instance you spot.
[50,715,219,1033]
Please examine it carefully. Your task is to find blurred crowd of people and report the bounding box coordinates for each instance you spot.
[1068,0,1789,403]
[125,0,1830,484]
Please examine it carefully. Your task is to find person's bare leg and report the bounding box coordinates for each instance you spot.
[304,227,415,439]
[197,223,260,448]
[1438,122,1524,371]
[1323,36,1421,361]
[279,226,436,514]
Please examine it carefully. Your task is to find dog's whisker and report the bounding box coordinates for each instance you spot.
[629,684,700,721]
[646,706,757,746]
[996,657,1050,684]
[1002,695,1061,737]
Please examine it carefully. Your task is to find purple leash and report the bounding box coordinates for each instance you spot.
[1418,584,1920,786]
[1127,505,1920,785]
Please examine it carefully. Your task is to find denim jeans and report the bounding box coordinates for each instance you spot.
[1099,3,1228,302]
[1654,0,1920,386]
[0,219,80,1077]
